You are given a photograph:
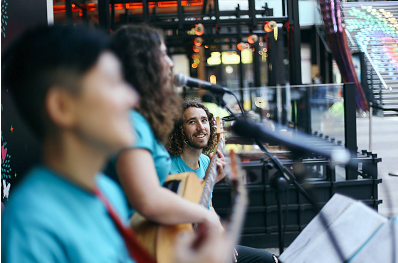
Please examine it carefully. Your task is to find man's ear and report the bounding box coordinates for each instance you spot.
[45,87,77,129]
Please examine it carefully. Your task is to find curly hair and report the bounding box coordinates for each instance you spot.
[167,99,218,156]
[110,24,181,145]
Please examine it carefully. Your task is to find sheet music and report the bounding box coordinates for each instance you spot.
[280,194,387,263]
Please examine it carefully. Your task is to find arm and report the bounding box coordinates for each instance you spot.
[116,148,220,226]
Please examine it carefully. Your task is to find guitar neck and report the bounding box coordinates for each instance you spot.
[199,138,224,207]
[199,117,225,207]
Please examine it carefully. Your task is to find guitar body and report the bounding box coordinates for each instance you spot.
[130,172,203,263]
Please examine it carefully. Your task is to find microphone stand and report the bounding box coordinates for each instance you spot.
[213,90,345,260]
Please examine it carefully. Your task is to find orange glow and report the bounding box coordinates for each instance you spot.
[54,1,203,13]
[194,37,203,46]
[193,47,200,53]
[248,34,258,44]
[237,43,244,50]
[192,63,198,69]
[195,24,205,36]
[159,0,203,7]
[54,3,97,13]
[209,75,216,84]
[264,22,272,33]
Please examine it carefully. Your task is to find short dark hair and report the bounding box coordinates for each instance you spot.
[167,99,217,156]
[2,24,110,139]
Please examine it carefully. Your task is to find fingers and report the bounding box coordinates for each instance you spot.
[216,159,226,169]
[215,158,226,183]
[233,248,238,262]
[216,149,225,159]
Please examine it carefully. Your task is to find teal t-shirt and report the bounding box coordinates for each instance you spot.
[1,166,134,263]
[170,154,213,207]
[129,111,171,185]
[170,154,210,179]
[104,110,171,215]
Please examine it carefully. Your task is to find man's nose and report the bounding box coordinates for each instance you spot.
[197,122,204,130]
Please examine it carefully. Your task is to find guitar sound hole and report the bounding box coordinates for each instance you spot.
[163,180,181,193]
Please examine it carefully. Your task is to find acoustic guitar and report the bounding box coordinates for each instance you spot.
[130,117,227,263]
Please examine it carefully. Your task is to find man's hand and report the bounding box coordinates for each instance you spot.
[209,149,226,183]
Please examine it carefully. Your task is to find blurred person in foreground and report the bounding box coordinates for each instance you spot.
[1,24,231,263]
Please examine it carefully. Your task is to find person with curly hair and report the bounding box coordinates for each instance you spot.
[167,99,225,183]
[104,25,221,233]
[167,99,279,263]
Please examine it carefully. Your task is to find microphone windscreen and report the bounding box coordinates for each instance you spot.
[174,73,187,87]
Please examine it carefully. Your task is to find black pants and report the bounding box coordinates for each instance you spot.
[235,245,276,263]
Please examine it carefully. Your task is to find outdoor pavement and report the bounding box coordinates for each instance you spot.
[357,116,398,217]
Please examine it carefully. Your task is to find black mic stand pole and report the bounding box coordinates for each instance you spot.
[213,91,293,255]
[212,90,345,260]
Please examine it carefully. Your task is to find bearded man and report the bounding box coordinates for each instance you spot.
[167,99,279,263]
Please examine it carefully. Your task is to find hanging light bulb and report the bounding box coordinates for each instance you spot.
[194,23,205,36]
[248,34,258,44]
[264,22,273,33]
[194,37,203,46]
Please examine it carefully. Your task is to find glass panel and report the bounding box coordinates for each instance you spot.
[177,83,345,145]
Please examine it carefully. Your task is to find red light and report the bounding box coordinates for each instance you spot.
[237,43,244,50]
[248,34,258,44]
[264,23,273,33]
[195,24,205,36]
[194,37,203,46]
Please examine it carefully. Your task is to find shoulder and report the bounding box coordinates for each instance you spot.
[4,167,61,215]
[199,154,210,166]
[170,155,181,163]
[130,110,147,125]
[170,155,183,174]
[130,110,152,135]
[130,110,155,150]
[2,168,72,258]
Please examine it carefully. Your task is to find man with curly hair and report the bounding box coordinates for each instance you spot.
[167,99,225,184]
[167,99,279,263]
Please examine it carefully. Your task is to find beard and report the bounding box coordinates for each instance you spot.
[185,134,209,150]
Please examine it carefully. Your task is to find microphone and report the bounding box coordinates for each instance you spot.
[231,119,353,166]
[174,73,231,95]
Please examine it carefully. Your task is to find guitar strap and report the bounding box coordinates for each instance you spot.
[95,188,156,263]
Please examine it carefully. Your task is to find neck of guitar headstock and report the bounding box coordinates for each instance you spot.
[199,117,224,206]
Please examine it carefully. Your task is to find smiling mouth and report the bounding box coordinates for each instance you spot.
[194,133,207,138]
